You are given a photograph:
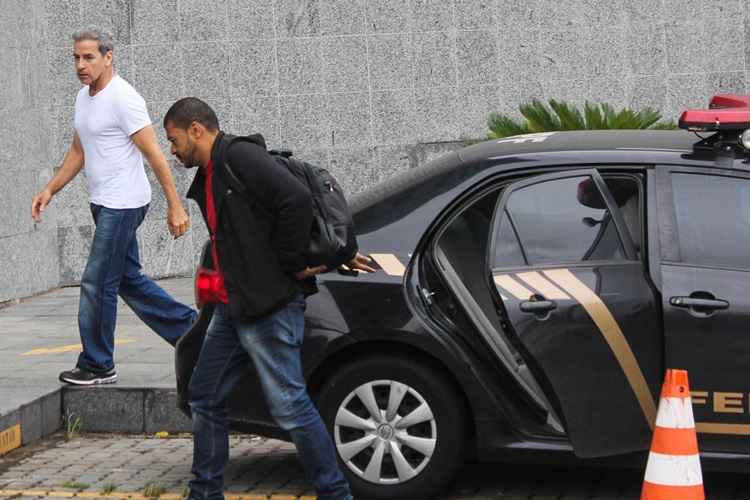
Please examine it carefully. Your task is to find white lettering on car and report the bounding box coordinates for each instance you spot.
[496,132,556,144]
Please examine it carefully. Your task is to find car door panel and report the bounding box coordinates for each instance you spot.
[656,166,750,454]
[489,169,661,458]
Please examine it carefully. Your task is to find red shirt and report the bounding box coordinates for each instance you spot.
[204,160,229,304]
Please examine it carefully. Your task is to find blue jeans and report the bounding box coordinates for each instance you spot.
[188,297,352,500]
[77,203,198,373]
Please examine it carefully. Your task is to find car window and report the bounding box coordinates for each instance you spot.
[492,175,626,268]
[671,173,750,270]
[436,189,501,285]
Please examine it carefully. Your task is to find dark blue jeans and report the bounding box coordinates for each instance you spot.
[77,203,197,373]
[188,298,352,500]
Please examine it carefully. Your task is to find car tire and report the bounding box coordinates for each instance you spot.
[317,355,468,500]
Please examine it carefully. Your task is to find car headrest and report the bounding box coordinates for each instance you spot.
[577,178,606,209]
[578,178,636,208]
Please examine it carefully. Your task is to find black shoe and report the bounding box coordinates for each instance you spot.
[59,367,117,385]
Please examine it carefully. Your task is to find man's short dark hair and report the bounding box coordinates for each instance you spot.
[164,97,220,131]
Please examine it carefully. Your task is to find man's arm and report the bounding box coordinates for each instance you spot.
[130,125,189,238]
[31,132,85,222]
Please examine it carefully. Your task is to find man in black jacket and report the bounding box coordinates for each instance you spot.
[163,97,372,500]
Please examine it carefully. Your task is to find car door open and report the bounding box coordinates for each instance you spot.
[487,169,662,458]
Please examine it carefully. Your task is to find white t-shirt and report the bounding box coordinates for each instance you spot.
[74,74,152,209]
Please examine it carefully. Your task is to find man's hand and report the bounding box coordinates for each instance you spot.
[294,265,328,280]
[31,188,53,222]
[31,133,84,224]
[168,204,190,238]
[340,253,377,274]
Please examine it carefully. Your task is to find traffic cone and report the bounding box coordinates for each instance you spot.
[641,369,704,499]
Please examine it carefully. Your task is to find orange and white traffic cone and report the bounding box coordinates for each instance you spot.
[641,369,704,499]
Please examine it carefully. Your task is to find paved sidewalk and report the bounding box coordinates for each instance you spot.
[0,433,643,499]
[0,433,747,500]
[0,278,195,451]
[0,277,195,414]
[0,434,314,499]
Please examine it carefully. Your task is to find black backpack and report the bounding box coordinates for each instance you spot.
[220,134,358,270]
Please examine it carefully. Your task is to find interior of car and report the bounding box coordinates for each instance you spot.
[430,172,643,431]
[432,187,557,423]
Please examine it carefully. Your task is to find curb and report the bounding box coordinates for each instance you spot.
[62,387,191,434]
[1,387,190,456]
[0,390,61,454]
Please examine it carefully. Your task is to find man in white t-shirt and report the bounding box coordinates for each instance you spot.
[31,29,197,385]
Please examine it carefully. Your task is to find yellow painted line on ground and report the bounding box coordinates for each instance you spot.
[22,339,135,356]
[0,423,21,456]
[0,490,317,499]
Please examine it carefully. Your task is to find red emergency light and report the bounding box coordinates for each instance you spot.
[194,266,222,308]
[679,95,750,131]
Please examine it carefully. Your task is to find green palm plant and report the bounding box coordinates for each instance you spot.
[487,99,677,139]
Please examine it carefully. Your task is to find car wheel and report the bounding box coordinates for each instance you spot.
[317,355,468,500]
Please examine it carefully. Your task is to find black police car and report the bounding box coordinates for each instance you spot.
[177,95,750,499]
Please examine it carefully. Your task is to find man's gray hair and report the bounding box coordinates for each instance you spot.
[72,28,114,55]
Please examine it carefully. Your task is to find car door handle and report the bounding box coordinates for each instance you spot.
[669,297,729,311]
[520,300,557,314]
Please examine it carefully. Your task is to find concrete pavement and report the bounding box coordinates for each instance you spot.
[0,433,654,500]
[0,278,196,450]
[0,433,747,499]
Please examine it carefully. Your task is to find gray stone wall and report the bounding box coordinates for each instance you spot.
[0,1,59,302]
[1,0,749,301]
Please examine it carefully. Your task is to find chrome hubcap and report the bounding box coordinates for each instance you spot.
[377,424,394,440]
[334,380,437,485]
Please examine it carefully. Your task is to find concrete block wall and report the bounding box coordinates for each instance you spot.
[1,0,749,300]
[0,0,60,302]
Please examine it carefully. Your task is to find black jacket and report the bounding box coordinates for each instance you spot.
[187,132,315,321]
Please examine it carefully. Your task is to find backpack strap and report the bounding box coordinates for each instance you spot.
[218,136,250,195]
[218,135,274,219]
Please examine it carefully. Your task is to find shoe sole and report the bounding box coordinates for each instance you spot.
[60,374,118,386]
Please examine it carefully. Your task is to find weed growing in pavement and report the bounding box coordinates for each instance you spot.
[64,410,83,439]
[181,485,189,498]
[59,479,90,489]
[100,481,117,495]
[143,481,166,498]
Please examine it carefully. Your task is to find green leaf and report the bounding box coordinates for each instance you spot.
[487,112,530,139]
[549,99,586,130]
[583,101,605,129]
[520,99,560,131]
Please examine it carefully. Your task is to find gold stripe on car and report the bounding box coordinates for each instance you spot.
[543,268,657,429]
[493,275,534,300]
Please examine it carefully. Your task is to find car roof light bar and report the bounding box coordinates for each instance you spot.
[680,95,750,159]
[679,94,750,131]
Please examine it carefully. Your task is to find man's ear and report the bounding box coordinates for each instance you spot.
[188,122,199,139]
[104,51,113,67]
